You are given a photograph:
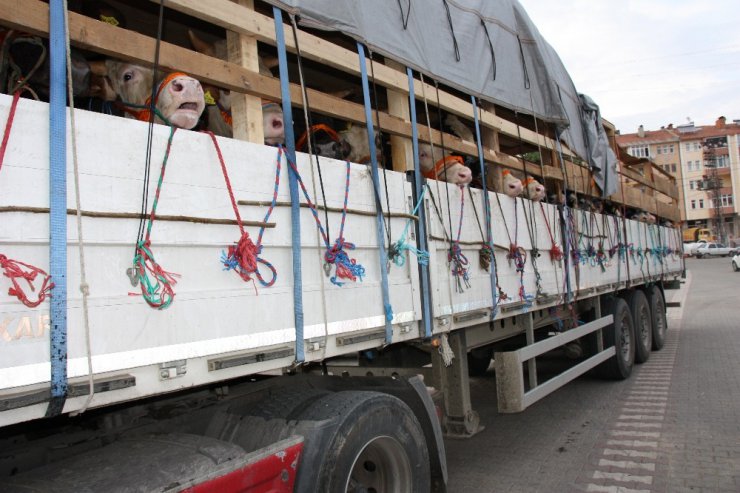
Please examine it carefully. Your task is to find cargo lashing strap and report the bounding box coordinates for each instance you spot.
[358,43,394,340]
[0,91,56,307]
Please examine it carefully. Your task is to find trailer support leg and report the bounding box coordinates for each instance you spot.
[432,330,482,438]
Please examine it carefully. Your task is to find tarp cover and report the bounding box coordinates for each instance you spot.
[266,0,617,196]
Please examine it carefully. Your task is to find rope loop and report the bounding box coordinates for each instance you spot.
[130,240,179,310]
[325,237,365,286]
[448,241,470,292]
[391,238,430,267]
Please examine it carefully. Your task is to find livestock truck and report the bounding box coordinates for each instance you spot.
[0,1,684,491]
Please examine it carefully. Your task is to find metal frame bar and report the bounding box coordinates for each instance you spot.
[494,314,614,413]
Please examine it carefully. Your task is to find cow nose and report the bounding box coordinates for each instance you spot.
[171,80,184,93]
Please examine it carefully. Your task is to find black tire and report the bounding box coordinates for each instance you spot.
[599,296,635,380]
[646,285,667,350]
[732,261,738,272]
[296,391,430,493]
[468,345,494,376]
[623,289,652,364]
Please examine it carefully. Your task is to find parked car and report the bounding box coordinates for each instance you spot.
[695,242,733,258]
[732,252,740,272]
[683,240,707,257]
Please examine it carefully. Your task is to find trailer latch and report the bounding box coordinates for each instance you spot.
[159,360,187,380]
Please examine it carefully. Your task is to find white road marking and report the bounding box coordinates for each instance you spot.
[618,414,664,420]
[615,422,663,428]
[606,440,658,448]
[592,471,653,485]
[621,408,666,414]
[598,459,656,472]
[603,448,658,459]
[622,401,667,407]
[586,484,650,493]
[609,430,660,438]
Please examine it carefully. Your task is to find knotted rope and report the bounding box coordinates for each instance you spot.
[282,145,364,287]
[391,183,430,267]
[447,186,470,292]
[206,131,278,287]
[540,202,563,262]
[130,126,179,309]
[509,200,533,306]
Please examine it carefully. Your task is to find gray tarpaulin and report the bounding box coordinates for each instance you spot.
[266,0,617,195]
[580,94,618,197]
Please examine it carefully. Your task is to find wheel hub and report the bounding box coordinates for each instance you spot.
[346,436,413,493]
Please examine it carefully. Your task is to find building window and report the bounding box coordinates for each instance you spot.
[699,199,704,209]
[685,143,691,151]
[671,163,677,173]
[716,155,729,168]
[628,145,649,158]
[693,142,701,151]
[689,180,695,190]
[721,194,733,207]
[691,199,696,209]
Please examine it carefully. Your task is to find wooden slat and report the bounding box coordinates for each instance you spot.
[619,166,678,200]
[226,0,264,143]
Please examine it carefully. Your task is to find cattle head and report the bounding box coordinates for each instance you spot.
[263,102,285,145]
[105,60,154,108]
[523,177,545,201]
[418,144,472,185]
[502,169,523,197]
[154,72,205,129]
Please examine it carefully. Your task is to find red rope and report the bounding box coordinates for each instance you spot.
[540,202,563,262]
[0,91,20,173]
[0,255,55,308]
[0,92,55,307]
[204,131,261,285]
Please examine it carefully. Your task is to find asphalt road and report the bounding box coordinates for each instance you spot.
[444,257,739,492]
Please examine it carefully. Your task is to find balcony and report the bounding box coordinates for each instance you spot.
[710,206,736,216]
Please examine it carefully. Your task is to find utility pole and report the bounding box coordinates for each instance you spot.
[701,138,726,244]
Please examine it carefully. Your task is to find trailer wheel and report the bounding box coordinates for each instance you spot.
[468,345,494,376]
[623,289,652,364]
[599,297,635,380]
[296,391,430,493]
[646,285,667,350]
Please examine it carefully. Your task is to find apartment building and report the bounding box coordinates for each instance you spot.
[617,117,740,244]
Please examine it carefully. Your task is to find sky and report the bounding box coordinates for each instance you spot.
[517,0,740,135]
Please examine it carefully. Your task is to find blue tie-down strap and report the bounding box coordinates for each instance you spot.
[46,0,68,417]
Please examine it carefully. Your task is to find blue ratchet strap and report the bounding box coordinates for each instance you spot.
[357,43,393,344]
[408,68,433,339]
[471,96,499,318]
[46,0,68,418]
[273,8,304,363]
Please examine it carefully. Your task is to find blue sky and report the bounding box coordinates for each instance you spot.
[517,0,740,134]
